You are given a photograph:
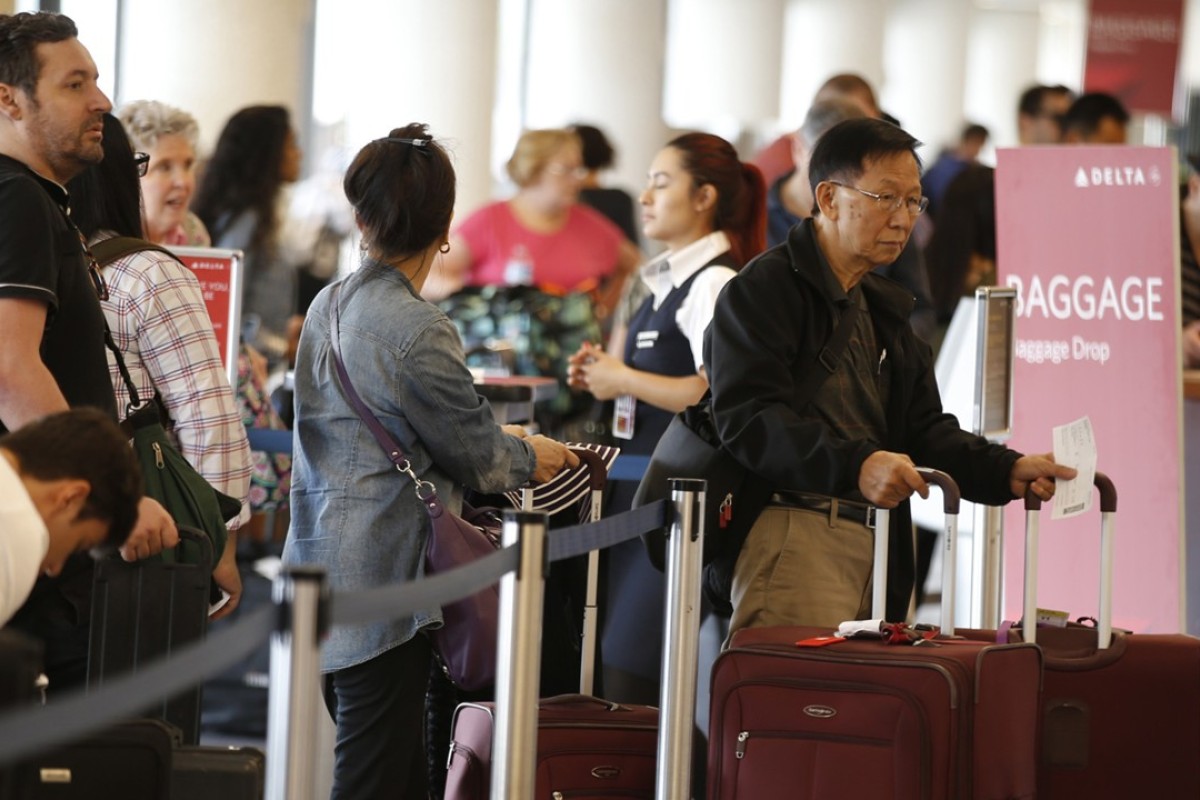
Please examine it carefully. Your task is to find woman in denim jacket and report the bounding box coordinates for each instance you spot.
[283,123,577,799]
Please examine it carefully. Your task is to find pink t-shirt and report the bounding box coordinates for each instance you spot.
[456,201,624,293]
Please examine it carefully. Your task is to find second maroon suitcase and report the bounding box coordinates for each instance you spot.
[707,469,1043,800]
[971,472,1200,798]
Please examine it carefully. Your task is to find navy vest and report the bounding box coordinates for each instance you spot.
[621,253,734,456]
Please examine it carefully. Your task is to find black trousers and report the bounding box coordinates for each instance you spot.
[324,635,432,799]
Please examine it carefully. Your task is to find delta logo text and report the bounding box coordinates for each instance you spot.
[1074,164,1161,188]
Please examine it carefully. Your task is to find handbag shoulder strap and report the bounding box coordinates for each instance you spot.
[328,284,425,486]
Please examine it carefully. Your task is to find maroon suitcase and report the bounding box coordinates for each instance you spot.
[707,469,1042,800]
[973,472,1200,798]
[446,694,658,799]
[444,448,661,799]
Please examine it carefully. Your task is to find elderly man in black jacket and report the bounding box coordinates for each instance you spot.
[705,118,1073,634]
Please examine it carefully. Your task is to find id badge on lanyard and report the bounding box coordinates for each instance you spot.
[612,394,636,440]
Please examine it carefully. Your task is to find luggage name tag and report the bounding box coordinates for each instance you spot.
[612,394,636,440]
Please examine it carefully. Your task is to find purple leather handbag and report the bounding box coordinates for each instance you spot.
[328,284,500,691]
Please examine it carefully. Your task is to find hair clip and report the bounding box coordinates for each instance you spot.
[379,136,431,150]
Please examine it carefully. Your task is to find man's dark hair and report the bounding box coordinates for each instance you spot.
[1,408,141,547]
[1018,84,1074,118]
[343,122,455,262]
[569,123,615,171]
[67,113,144,239]
[808,118,923,215]
[1063,92,1130,138]
[0,12,77,97]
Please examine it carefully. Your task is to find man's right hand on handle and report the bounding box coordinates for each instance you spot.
[858,451,930,508]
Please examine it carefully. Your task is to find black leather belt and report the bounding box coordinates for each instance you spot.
[769,492,877,528]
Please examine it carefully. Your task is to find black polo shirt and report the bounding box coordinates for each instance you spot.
[0,154,117,433]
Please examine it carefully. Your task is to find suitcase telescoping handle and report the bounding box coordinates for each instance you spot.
[1021,471,1117,649]
[871,468,961,633]
[570,447,607,696]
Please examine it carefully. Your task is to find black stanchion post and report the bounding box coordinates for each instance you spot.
[265,566,329,800]
[491,510,549,800]
[656,477,706,800]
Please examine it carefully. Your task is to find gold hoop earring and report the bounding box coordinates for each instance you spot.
[439,242,451,254]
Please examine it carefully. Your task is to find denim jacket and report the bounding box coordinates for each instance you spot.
[282,259,536,672]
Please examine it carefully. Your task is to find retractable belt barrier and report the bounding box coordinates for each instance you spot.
[0,496,679,779]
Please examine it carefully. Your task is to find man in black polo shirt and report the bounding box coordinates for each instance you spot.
[706,118,1075,635]
[0,11,177,691]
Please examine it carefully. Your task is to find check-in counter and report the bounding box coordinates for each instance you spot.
[472,375,559,426]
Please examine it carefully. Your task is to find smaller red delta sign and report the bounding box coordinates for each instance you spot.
[1084,0,1185,116]
[171,247,243,388]
[996,146,1182,633]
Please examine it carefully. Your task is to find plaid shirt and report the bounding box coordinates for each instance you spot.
[98,237,253,528]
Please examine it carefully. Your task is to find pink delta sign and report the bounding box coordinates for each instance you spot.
[996,146,1183,633]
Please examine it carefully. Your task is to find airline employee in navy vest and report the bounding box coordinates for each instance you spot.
[568,132,766,704]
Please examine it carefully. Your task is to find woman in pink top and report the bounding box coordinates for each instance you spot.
[428,128,640,318]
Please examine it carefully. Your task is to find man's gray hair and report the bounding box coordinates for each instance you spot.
[799,97,869,149]
[117,99,200,152]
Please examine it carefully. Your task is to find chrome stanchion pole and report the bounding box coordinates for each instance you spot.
[980,505,1005,629]
[265,566,329,800]
[656,478,706,800]
[491,510,549,800]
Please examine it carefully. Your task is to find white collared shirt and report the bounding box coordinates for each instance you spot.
[0,456,48,627]
[638,230,736,370]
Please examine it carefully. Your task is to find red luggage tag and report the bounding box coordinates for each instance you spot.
[795,635,845,648]
[719,493,733,529]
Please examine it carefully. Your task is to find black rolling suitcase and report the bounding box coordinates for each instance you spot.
[87,527,213,743]
[171,745,265,800]
[28,718,176,799]
[0,630,43,800]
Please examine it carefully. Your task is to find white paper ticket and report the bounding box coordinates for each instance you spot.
[1051,416,1097,520]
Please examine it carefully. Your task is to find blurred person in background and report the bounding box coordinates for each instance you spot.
[425,127,640,319]
[570,122,639,245]
[117,99,210,246]
[923,163,996,352]
[193,104,304,364]
[1016,83,1075,145]
[1063,91,1129,145]
[920,122,988,220]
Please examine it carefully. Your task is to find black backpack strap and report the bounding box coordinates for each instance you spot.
[793,297,858,411]
[89,236,182,423]
[90,235,179,267]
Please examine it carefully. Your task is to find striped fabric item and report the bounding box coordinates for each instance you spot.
[502,442,620,521]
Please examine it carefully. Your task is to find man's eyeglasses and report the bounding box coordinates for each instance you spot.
[134,152,149,177]
[828,181,929,216]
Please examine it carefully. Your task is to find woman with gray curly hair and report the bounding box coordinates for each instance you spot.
[116,99,211,246]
